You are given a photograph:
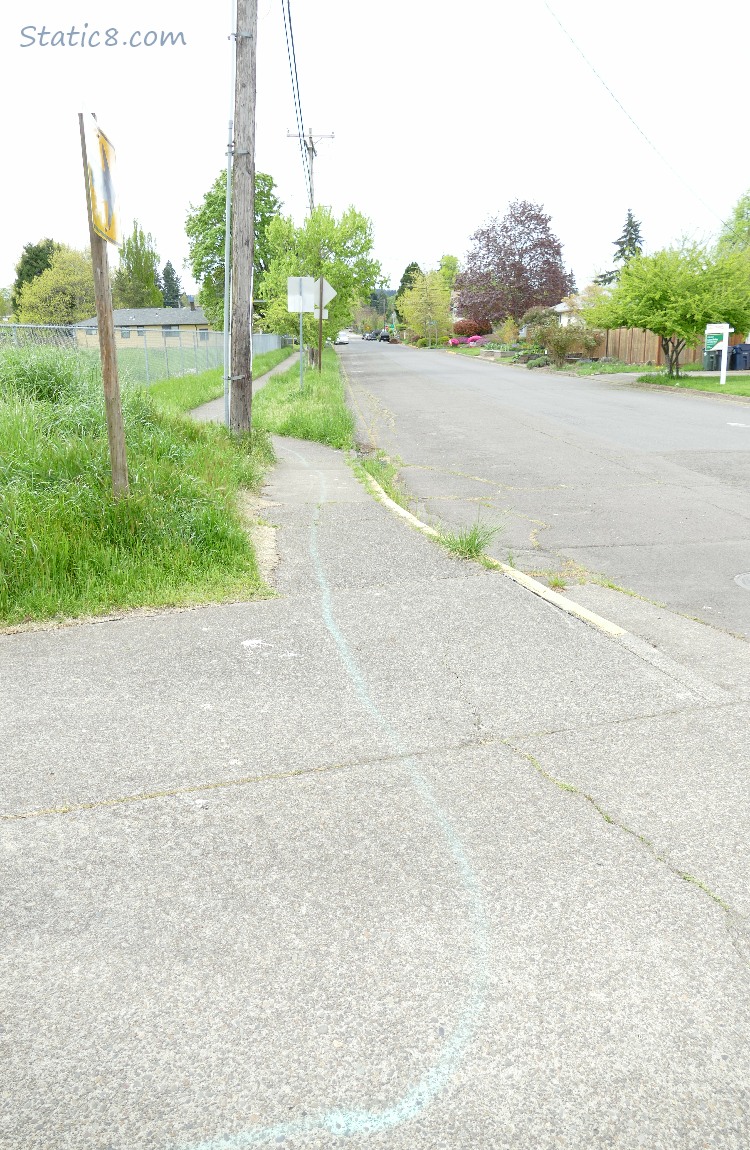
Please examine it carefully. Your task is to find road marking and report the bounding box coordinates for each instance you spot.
[727,422,749,427]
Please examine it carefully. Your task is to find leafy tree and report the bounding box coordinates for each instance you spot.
[397,271,452,343]
[257,204,381,342]
[584,244,750,377]
[438,254,460,292]
[394,261,422,321]
[595,209,644,286]
[15,247,95,324]
[456,201,574,324]
[716,190,750,256]
[112,220,162,308]
[11,238,60,314]
[0,287,12,319]
[185,169,282,328]
[161,261,182,308]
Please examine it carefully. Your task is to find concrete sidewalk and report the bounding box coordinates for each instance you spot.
[190,350,298,423]
[2,434,749,1150]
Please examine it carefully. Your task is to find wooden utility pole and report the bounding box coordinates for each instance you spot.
[78,113,128,498]
[229,0,258,434]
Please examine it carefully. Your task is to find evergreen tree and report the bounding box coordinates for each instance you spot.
[112,220,162,309]
[161,261,182,308]
[595,209,643,286]
[11,238,60,314]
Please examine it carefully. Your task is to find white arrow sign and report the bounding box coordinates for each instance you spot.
[314,307,328,320]
[287,276,315,313]
[313,277,336,306]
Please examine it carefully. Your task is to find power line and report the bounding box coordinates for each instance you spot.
[281,1,309,197]
[541,0,723,225]
[281,0,313,210]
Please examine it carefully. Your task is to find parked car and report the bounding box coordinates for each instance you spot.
[334,331,350,345]
[379,330,391,342]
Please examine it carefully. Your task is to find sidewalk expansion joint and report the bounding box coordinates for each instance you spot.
[0,734,499,824]
[503,740,750,969]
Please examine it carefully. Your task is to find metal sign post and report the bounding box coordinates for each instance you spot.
[287,276,315,391]
[78,112,128,498]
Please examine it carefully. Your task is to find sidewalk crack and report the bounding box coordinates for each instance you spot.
[503,740,750,969]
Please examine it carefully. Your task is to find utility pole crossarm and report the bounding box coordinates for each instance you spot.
[286,130,334,213]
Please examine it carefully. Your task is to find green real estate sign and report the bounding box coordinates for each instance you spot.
[706,333,723,350]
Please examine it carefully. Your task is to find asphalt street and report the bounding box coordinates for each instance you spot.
[342,342,750,640]
[2,431,749,1150]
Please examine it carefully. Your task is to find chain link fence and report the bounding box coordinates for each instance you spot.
[0,323,289,386]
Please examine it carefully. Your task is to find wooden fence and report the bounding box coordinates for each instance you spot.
[591,327,746,366]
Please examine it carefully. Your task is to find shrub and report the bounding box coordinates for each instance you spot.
[497,316,519,345]
[453,318,492,337]
[527,355,550,369]
[416,337,429,348]
[541,322,599,368]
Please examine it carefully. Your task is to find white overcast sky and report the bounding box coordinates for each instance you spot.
[0,0,746,296]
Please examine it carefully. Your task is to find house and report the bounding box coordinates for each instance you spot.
[74,304,211,349]
[552,301,575,327]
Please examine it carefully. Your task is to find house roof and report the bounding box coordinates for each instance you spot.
[75,306,209,328]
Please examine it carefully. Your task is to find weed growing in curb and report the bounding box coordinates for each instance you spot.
[355,450,410,509]
[438,520,501,559]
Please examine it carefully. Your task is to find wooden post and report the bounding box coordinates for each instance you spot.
[78,114,128,499]
[229,0,258,434]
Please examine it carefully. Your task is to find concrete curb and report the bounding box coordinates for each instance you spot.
[358,469,734,698]
[359,472,626,639]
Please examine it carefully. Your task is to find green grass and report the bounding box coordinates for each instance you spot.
[253,348,355,448]
[355,450,410,509]
[635,371,750,396]
[0,346,275,625]
[148,347,293,414]
[437,520,501,559]
[568,360,647,376]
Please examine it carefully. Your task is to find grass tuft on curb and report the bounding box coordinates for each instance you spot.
[0,346,275,625]
[355,450,410,509]
[253,348,355,448]
[437,520,502,559]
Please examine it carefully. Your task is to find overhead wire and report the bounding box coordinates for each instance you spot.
[281,0,313,211]
[541,0,724,227]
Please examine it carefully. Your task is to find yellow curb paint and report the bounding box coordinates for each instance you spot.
[362,473,626,639]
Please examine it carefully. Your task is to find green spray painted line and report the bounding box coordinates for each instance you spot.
[181,455,489,1149]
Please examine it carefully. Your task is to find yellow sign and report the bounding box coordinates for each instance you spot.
[84,115,120,245]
